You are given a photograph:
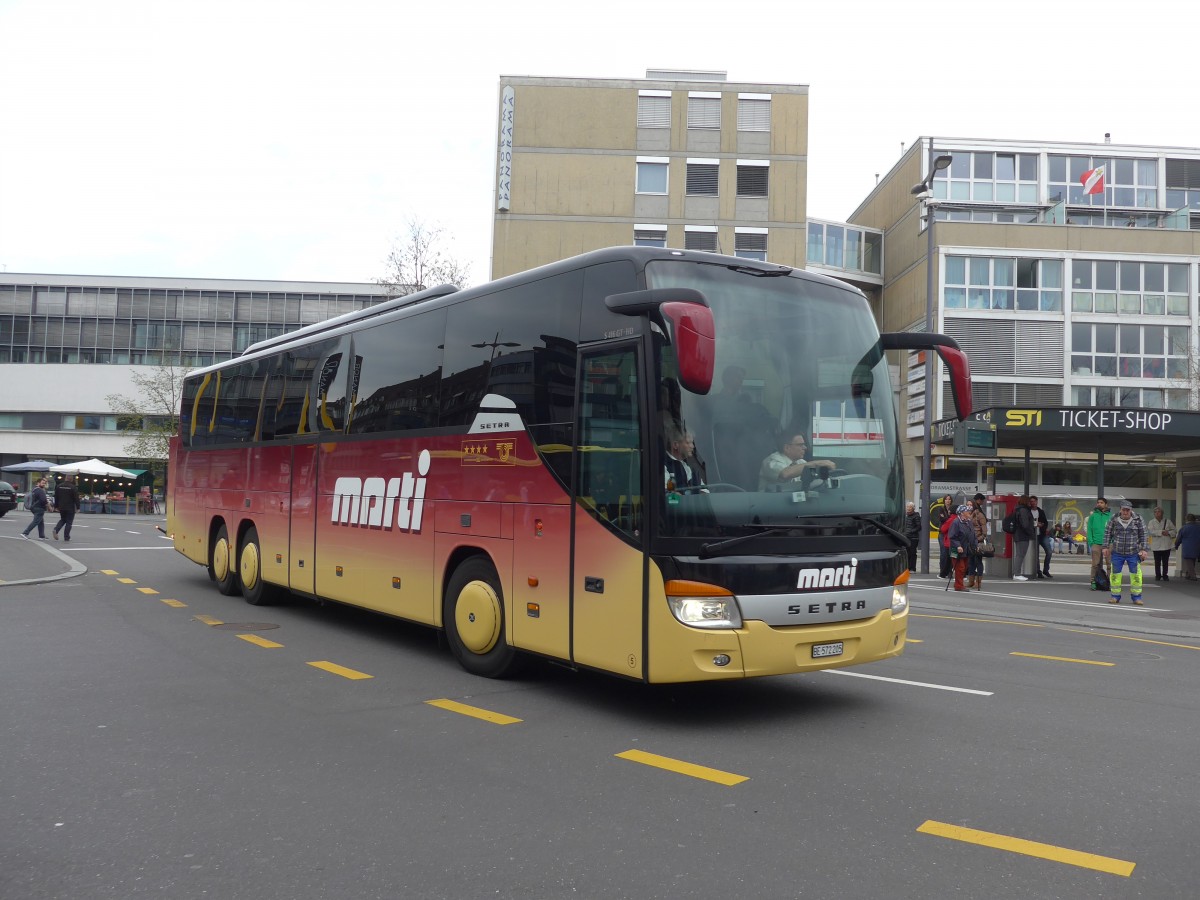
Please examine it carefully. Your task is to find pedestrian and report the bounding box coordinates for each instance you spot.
[1175,514,1200,581]
[1148,506,1177,581]
[1102,500,1149,605]
[933,494,956,578]
[1029,494,1053,578]
[966,492,988,590]
[20,477,51,539]
[1011,495,1038,581]
[903,501,922,572]
[947,504,979,591]
[52,474,79,542]
[1086,498,1113,590]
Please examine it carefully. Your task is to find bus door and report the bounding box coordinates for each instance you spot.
[289,443,318,595]
[571,344,648,678]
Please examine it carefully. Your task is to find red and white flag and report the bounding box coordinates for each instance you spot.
[1080,165,1106,195]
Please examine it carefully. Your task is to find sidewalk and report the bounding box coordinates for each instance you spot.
[914,545,1200,642]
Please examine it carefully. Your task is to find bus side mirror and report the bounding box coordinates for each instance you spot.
[661,301,714,395]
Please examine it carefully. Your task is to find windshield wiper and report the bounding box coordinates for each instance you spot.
[850,515,909,548]
[699,525,797,559]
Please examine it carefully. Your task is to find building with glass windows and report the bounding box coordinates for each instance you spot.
[490,70,882,291]
[851,136,1200,516]
[0,273,390,472]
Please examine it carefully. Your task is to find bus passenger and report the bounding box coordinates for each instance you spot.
[758,433,836,492]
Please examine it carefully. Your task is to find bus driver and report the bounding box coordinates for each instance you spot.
[758,432,836,492]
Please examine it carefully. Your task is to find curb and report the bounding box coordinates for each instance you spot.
[0,535,88,586]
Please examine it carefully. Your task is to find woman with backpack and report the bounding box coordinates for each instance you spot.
[20,478,50,539]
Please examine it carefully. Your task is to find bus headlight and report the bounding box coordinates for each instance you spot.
[665,580,742,629]
[891,582,908,615]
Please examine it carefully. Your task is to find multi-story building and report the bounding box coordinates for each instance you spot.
[0,273,390,473]
[490,69,883,293]
[850,136,1200,518]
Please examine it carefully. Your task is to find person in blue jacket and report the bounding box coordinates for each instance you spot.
[1175,514,1200,581]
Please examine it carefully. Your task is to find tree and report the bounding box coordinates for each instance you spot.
[379,217,471,296]
[105,363,191,462]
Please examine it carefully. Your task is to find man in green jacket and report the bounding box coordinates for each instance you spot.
[1086,498,1112,590]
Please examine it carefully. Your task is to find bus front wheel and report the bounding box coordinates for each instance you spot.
[443,557,523,679]
[238,525,274,606]
[210,523,239,596]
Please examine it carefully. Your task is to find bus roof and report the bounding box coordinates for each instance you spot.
[188,246,862,379]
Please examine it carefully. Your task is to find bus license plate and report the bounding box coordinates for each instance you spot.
[812,641,844,659]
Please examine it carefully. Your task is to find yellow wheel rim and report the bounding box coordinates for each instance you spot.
[240,540,259,591]
[213,536,230,581]
[454,580,501,655]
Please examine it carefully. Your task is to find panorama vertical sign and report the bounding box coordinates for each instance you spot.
[497,86,515,211]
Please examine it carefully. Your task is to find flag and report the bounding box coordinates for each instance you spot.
[1080,165,1105,195]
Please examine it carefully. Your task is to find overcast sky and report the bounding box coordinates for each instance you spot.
[1,0,1194,286]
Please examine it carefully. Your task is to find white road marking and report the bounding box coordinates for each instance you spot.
[65,546,175,551]
[823,669,993,696]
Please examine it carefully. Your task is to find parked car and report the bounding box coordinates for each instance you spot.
[0,480,16,516]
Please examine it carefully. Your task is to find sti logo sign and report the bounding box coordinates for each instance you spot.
[1006,409,1043,427]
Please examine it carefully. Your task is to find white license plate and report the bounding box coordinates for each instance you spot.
[812,641,844,659]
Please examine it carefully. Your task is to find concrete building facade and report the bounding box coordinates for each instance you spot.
[851,136,1200,517]
[490,69,881,291]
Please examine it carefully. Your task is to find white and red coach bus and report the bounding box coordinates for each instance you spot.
[168,247,971,682]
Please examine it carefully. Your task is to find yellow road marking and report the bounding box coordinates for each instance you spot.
[426,699,522,725]
[237,634,283,649]
[194,614,223,626]
[307,660,373,680]
[913,613,1043,628]
[101,569,120,575]
[917,820,1135,877]
[116,577,137,584]
[616,749,748,786]
[1061,628,1200,652]
[1011,652,1113,667]
[136,587,159,595]
[160,599,187,608]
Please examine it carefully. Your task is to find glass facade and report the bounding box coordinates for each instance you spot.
[0,282,385,366]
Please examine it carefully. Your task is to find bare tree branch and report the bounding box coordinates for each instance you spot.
[378,217,471,296]
[104,364,191,461]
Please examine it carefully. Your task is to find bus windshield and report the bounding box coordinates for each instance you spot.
[646,260,903,539]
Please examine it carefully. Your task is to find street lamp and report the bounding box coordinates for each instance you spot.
[911,149,954,573]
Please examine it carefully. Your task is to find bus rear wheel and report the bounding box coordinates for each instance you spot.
[238,526,274,606]
[210,523,239,596]
[444,557,523,679]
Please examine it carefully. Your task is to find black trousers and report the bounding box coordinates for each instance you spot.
[54,509,76,540]
[1153,549,1172,578]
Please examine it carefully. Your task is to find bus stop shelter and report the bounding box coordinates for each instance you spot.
[933,405,1200,497]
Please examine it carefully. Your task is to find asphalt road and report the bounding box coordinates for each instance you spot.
[2,513,1198,898]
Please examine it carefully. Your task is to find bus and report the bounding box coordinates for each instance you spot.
[168,247,971,683]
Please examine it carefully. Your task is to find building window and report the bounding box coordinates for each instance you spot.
[686,160,719,196]
[687,93,720,129]
[1048,155,1157,208]
[634,226,667,248]
[62,415,118,431]
[734,229,768,261]
[636,158,669,194]
[944,255,1062,311]
[1069,260,1188,316]
[1070,323,1188,380]
[684,227,718,252]
[736,160,769,198]
[637,92,671,128]
[935,151,1038,203]
[736,94,770,132]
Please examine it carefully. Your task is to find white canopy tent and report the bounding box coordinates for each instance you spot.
[50,458,138,479]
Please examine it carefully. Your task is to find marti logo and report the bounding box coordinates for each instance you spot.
[796,558,858,590]
[331,449,431,533]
